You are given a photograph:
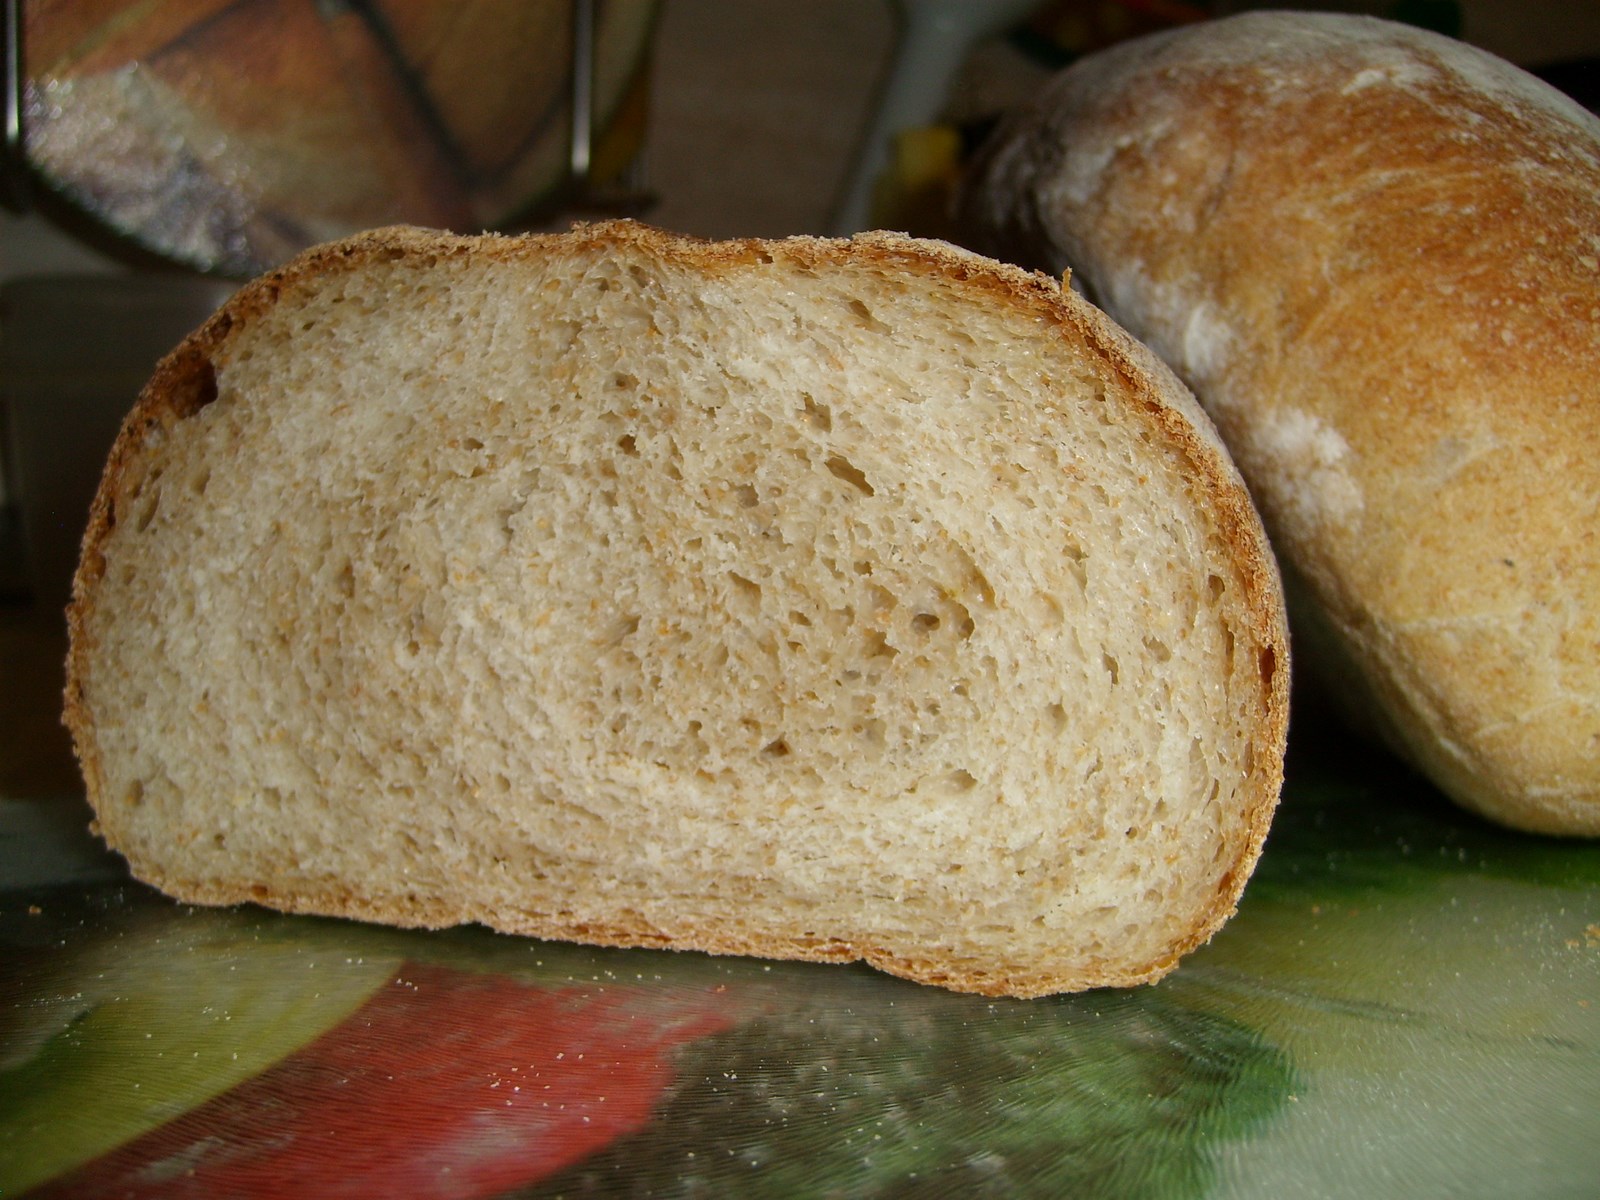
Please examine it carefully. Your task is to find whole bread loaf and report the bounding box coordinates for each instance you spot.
[963,13,1600,835]
[65,221,1288,996]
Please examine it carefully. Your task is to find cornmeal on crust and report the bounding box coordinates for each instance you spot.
[65,221,1288,996]
[964,13,1600,836]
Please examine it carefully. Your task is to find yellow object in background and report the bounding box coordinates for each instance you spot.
[869,123,963,238]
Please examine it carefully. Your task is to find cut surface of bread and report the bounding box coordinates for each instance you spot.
[65,221,1288,996]
[963,13,1600,836]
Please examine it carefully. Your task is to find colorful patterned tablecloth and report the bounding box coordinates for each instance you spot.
[4,734,1597,1198]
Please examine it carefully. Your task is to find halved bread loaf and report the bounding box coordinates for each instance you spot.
[64,221,1288,996]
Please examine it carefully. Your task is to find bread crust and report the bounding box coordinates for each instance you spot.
[65,220,1289,996]
[964,13,1600,835]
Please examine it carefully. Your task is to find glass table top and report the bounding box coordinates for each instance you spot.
[3,735,1598,1198]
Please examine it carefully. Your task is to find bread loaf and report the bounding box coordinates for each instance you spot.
[963,13,1600,836]
[64,221,1288,996]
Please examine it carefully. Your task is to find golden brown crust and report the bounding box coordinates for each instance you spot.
[66,219,1288,996]
[964,13,1600,835]
[120,864,1182,998]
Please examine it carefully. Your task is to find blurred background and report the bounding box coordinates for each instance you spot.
[2,0,1598,797]
[6,0,1597,276]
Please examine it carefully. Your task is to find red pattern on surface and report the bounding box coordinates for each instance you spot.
[32,961,733,1199]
